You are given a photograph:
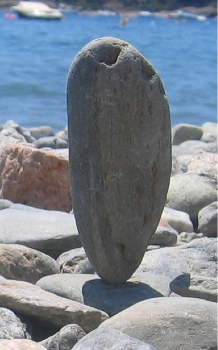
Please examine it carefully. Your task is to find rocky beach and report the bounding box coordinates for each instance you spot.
[0,118,217,349]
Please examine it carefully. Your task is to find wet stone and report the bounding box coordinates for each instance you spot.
[67,37,171,284]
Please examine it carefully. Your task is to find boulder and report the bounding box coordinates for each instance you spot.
[40,324,86,350]
[161,207,193,233]
[0,279,108,333]
[0,244,59,283]
[0,143,71,212]
[137,237,217,280]
[0,205,81,258]
[67,36,171,283]
[198,201,217,237]
[100,297,217,350]
[201,122,217,142]
[0,307,31,340]
[28,126,55,140]
[0,339,46,350]
[33,136,68,149]
[149,224,178,246]
[166,172,217,223]
[57,247,94,274]
[72,327,156,350]
[170,273,217,302]
[172,123,203,145]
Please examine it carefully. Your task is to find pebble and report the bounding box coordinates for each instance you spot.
[0,119,217,349]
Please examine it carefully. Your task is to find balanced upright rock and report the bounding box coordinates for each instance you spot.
[67,37,171,284]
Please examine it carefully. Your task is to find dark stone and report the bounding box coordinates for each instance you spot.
[67,37,171,284]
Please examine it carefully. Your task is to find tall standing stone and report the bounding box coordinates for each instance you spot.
[67,37,171,284]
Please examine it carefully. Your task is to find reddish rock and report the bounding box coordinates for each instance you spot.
[0,339,46,350]
[0,144,72,212]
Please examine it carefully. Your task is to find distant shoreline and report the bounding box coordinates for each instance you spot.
[0,0,217,17]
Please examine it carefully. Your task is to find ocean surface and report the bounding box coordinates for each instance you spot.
[1,10,217,132]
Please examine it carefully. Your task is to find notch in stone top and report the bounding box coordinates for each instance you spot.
[67,37,171,284]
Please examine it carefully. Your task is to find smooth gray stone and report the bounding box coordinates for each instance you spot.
[28,125,55,140]
[100,297,217,350]
[166,172,217,223]
[72,327,156,350]
[67,37,171,284]
[0,307,31,340]
[172,123,203,145]
[40,324,86,350]
[170,273,217,303]
[0,206,81,258]
[33,136,68,149]
[37,272,170,316]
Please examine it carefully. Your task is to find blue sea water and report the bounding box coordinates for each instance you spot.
[1,11,217,132]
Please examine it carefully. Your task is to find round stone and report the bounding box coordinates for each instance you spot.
[67,37,171,284]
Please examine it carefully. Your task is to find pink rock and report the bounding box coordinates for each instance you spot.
[0,339,46,350]
[0,144,71,212]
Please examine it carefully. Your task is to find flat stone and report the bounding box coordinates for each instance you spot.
[100,297,217,350]
[0,143,71,212]
[37,272,170,316]
[0,205,81,258]
[72,327,156,350]
[0,339,47,350]
[0,244,59,283]
[170,273,217,302]
[67,37,171,284]
[0,279,108,333]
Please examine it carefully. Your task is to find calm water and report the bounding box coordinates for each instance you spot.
[1,11,217,132]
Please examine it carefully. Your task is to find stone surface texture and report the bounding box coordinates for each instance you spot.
[0,143,71,212]
[67,36,171,284]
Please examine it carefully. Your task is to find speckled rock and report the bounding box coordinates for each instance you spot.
[0,143,71,212]
[67,36,171,284]
[0,339,46,350]
[0,307,31,340]
[0,244,59,283]
[40,324,86,350]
